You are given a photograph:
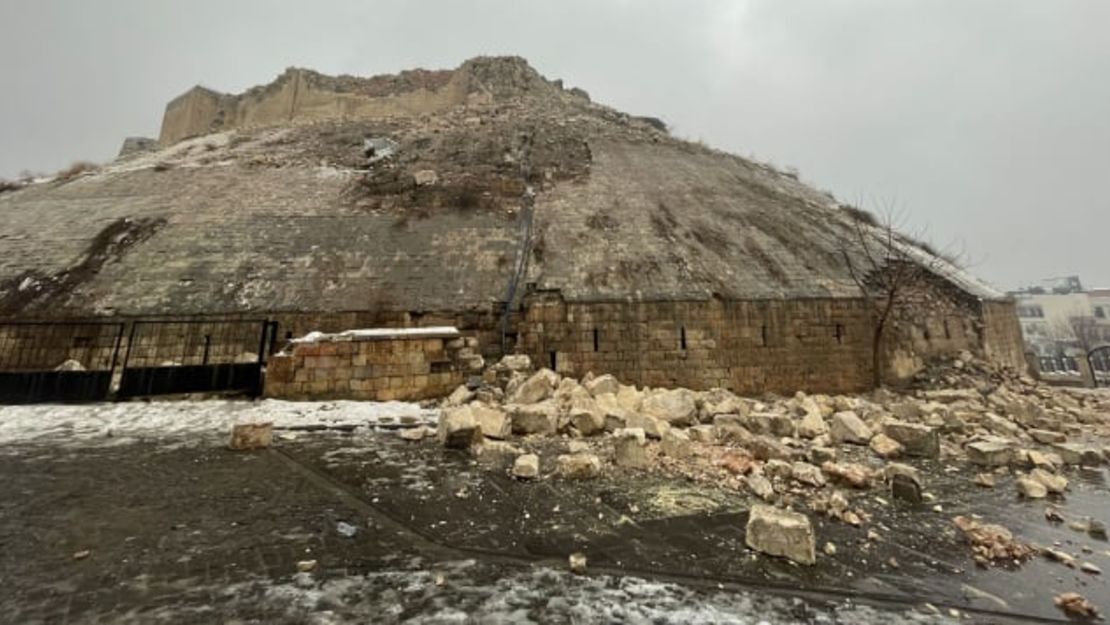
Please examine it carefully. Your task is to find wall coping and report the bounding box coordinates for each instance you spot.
[290,326,461,344]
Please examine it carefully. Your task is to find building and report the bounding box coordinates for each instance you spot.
[1010,277,1110,385]
[0,57,1025,402]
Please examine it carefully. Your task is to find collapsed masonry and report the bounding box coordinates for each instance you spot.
[414,352,1110,574]
[0,56,1024,394]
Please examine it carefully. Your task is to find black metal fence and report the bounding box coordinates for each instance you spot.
[0,319,278,403]
[0,321,125,403]
[117,320,273,398]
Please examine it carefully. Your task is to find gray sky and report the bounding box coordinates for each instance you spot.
[2,0,1107,290]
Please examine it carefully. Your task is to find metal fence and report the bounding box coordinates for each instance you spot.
[0,321,125,403]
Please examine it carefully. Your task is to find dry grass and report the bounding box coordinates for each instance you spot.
[0,179,25,194]
[840,205,879,227]
[152,161,174,172]
[54,161,99,183]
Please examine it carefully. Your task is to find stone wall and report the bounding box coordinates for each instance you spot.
[980,299,1030,372]
[514,295,876,395]
[263,327,481,401]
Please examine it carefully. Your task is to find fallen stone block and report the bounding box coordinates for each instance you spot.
[438,406,483,449]
[797,411,829,439]
[584,374,620,397]
[471,403,511,440]
[791,461,827,487]
[614,428,649,468]
[743,412,796,438]
[660,429,692,458]
[746,474,776,501]
[443,384,475,407]
[687,424,716,444]
[399,425,435,441]
[745,504,816,565]
[512,454,540,479]
[641,388,698,426]
[821,462,874,488]
[749,435,792,461]
[965,439,1013,467]
[1016,476,1048,499]
[507,368,558,404]
[569,407,606,436]
[229,422,272,450]
[1028,428,1066,444]
[557,453,602,479]
[627,413,670,439]
[508,401,558,435]
[883,421,939,458]
[1029,468,1067,494]
[829,411,872,445]
[869,433,903,458]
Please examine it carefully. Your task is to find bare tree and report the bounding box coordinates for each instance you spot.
[838,203,956,388]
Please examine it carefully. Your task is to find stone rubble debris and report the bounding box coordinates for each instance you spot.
[512,453,540,480]
[228,422,273,450]
[1054,592,1099,619]
[745,504,817,565]
[952,516,1034,565]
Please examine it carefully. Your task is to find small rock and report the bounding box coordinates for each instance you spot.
[791,461,827,487]
[974,473,996,488]
[808,446,837,464]
[1081,562,1102,575]
[1029,468,1068,494]
[869,433,903,459]
[557,453,602,479]
[747,474,776,501]
[824,542,837,556]
[569,552,588,574]
[399,426,434,441]
[228,422,273,450]
[890,473,923,504]
[296,559,317,572]
[687,424,716,444]
[1028,428,1066,444]
[336,521,357,538]
[512,454,540,480]
[72,550,90,560]
[1089,520,1108,540]
[822,461,874,488]
[720,452,755,475]
[1054,592,1099,618]
[1016,476,1048,499]
[745,504,816,565]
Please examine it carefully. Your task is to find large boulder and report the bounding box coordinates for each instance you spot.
[882,421,939,458]
[508,401,559,435]
[438,406,483,449]
[627,413,671,439]
[641,388,698,426]
[442,384,475,408]
[470,403,511,439]
[507,368,559,405]
[829,411,872,445]
[797,411,829,439]
[570,407,606,436]
[700,388,749,421]
[745,505,816,565]
[584,374,621,397]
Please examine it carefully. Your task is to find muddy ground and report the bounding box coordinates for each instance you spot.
[0,421,1105,624]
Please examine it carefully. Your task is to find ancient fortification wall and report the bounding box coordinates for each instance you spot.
[264,328,481,401]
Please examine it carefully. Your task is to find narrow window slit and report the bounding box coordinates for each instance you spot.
[680,326,687,350]
[761,325,768,347]
[835,324,844,345]
[593,328,599,352]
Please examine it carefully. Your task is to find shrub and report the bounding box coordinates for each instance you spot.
[54,161,98,183]
[840,205,878,227]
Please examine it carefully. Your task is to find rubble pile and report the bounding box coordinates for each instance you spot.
[399,352,1110,570]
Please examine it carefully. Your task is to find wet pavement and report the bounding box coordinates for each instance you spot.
[0,429,1105,623]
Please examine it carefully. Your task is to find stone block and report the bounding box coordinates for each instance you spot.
[229,422,272,450]
[745,504,816,565]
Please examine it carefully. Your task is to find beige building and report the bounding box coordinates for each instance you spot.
[1011,277,1110,385]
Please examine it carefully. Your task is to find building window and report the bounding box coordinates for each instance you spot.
[1096,306,1107,319]
[1017,305,1045,318]
[1039,357,1057,373]
[593,328,599,352]
[679,326,687,350]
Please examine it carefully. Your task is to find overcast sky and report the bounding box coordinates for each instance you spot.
[1,0,1107,290]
